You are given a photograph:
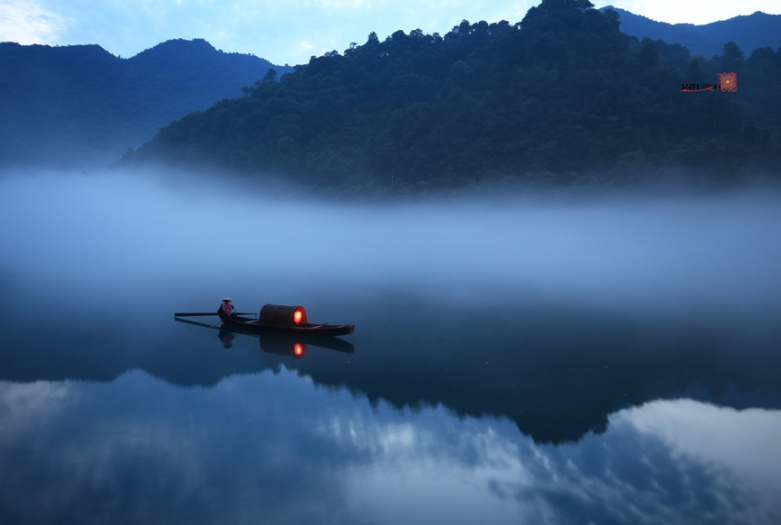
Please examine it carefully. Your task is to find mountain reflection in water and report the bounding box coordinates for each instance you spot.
[1,171,781,523]
[2,295,780,445]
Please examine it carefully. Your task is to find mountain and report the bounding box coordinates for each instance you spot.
[604,7,781,58]
[118,0,781,192]
[0,39,292,168]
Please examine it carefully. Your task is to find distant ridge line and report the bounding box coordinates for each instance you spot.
[601,6,781,56]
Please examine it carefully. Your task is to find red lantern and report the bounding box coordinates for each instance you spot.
[259,304,308,326]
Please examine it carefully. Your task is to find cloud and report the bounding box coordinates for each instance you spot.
[293,39,314,54]
[311,0,378,8]
[0,0,67,45]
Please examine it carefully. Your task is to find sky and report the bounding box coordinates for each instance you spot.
[1,0,780,65]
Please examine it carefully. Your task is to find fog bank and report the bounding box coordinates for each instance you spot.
[1,169,779,319]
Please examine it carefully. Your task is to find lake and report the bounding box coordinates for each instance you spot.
[1,170,780,524]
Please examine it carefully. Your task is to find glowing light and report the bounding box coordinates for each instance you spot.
[294,343,304,357]
[293,308,303,324]
[718,72,737,92]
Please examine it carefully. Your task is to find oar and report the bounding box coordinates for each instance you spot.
[174,312,254,317]
[174,317,220,329]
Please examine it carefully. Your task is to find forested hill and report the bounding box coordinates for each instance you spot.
[0,39,291,168]
[120,0,781,192]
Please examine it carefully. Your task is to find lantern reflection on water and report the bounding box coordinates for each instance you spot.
[258,335,307,359]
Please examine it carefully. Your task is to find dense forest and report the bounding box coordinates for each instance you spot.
[120,0,781,192]
[0,39,290,168]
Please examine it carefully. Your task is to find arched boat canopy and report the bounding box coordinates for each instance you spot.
[259,304,308,327]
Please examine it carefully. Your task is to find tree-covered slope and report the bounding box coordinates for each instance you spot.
[0,39,291,168]
[121,0,781,191]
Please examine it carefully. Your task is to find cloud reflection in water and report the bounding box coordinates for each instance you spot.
[0,371,779,525]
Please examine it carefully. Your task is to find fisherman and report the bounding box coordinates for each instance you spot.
[217,298,237,320]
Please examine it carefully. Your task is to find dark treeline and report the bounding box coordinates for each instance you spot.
[120,0,781,192]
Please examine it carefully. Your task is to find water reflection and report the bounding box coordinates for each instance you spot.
[2,171,781,522]
[0,372,779,524]
[218,323,355,355]
[2,297,779,446]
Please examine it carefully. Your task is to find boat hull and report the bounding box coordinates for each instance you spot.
[221,315,354,337]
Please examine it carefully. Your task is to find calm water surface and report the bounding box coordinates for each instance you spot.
[1,171,780,524]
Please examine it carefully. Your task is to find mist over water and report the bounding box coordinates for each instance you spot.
[1,168,780,321]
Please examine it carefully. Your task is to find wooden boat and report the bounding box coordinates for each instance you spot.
[221,315,354,337]
[174,317,355,355]
[220,304,354,337]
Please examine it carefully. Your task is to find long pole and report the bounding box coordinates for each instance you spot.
[174,312,254,317]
